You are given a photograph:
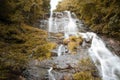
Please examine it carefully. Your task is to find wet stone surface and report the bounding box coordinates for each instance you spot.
[23,47,89,80]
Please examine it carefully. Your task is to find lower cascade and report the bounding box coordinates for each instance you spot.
[87,32,120,80]
[79,32,120,80]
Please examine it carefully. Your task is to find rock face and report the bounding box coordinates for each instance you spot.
[51,49,58,56]
[101,36,120,56]
[23,47,89,80]
[23,60,49,80]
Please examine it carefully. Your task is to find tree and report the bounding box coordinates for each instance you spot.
[0,0,50,24]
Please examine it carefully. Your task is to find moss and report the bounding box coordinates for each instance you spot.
[73,71,101,80]
[79,58,95,68]
[73,71,93,80]
[55,33,64,38]
[63,38,70,45]
[68,41,77,54]
[34,42,57,60]
[63,36,83,54]
[73,58,101,80]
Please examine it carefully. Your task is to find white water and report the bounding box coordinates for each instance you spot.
[48,1,63,79]
[49,0,62,32]
[79,32,120,80]
[48,10,78,35]
[48,10,79,79]
[48,17,53,32]
[64,11,78,38]
[57,44,64,56]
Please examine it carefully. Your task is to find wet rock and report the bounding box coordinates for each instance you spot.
[51,50,58,56]
[92,70,100,78]
[23,48,89,80]
[23,67,48,80]
[101,36,120,56]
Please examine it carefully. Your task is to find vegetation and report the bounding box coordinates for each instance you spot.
[73,58,101,80]
[63,36,83,54]
[0,0,50,25]
[56,0,120,40]
[0,24,56,79]
[0,0,52,79]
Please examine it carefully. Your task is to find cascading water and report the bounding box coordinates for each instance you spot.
[57,44,64,56]
[64,11,78,38]
[49,0,63,33]
[48,17,53,32]
[80,32,120,80]
[48,0,56,32]
[49,10,78,34]
[47,10,79,79]
[48,1,64,79]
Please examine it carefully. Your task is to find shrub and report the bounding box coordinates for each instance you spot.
[73,58,101,80]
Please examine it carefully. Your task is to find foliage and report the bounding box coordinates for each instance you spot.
[0,0,50,24]
[0,0,51,79]
[0,24,55,79]
[73,58,101,80]
[73,71,94,80]
[55,33,64,38]
[63,36,83,54]
[56,0,120,40]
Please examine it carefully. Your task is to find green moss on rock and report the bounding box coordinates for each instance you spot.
[63,35,83,54]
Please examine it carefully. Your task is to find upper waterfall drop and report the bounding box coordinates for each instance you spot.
[48,0,62,33]
[64,11,78,38]
[48,9,79,34]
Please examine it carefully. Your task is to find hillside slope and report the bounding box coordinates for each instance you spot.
[0,24,55,80]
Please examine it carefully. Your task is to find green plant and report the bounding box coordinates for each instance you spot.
[73,58,101,80]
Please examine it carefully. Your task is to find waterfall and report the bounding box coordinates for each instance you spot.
[64,11,78,38]
[48,17,53,32]
[57,44,63,56]
[48,1,120,79]
[48,10,78,35]
[48,4,53,33]
[48,8,120,79]
[48,0,62,33]
[48,1,63,80]
[80,32,120,80]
